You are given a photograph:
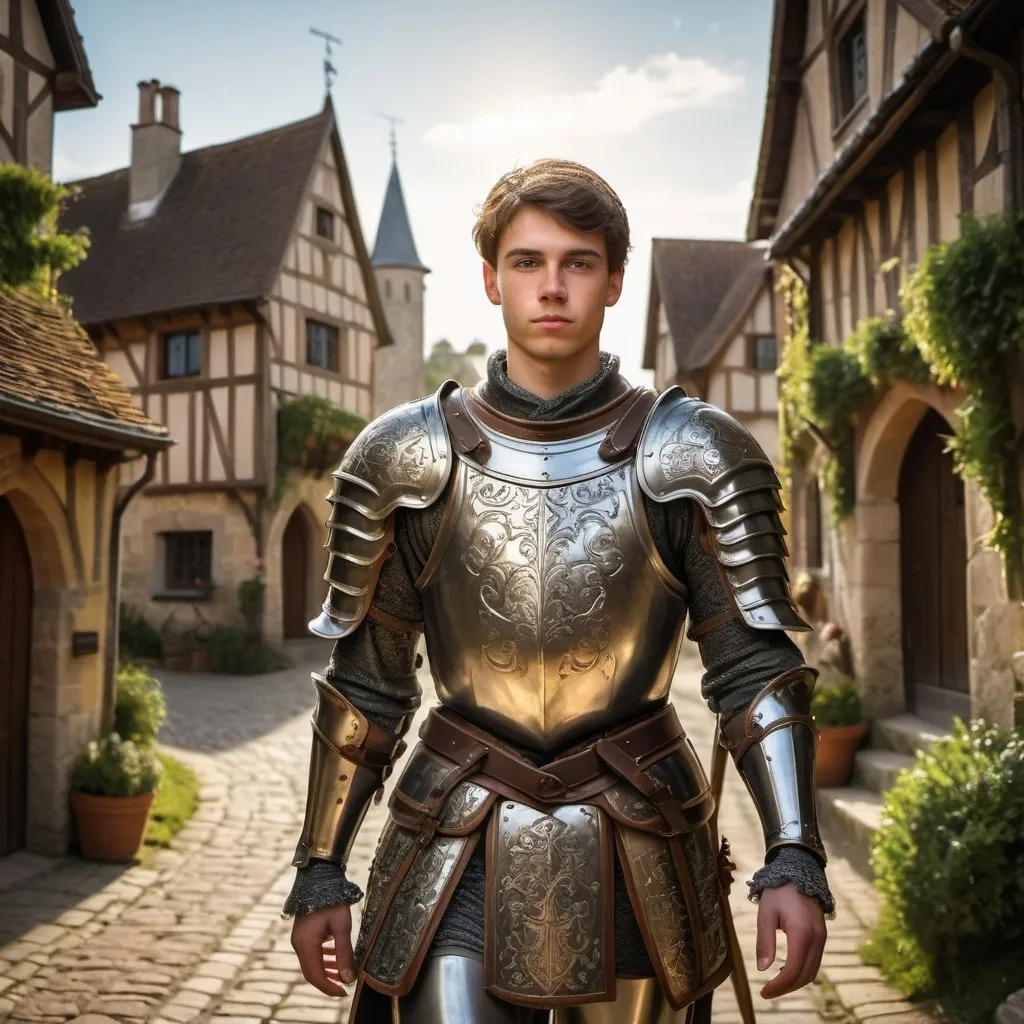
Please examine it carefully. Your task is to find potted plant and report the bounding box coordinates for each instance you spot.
[69,733,163,862]
[811,668,868,787]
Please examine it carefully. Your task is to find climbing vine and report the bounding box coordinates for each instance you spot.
[779,212,1024,596]
[270,395,367,508]
[902,213,1024,599]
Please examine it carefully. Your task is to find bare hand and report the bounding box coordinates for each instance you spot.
[290,903,355,997]
[755,883,827,999]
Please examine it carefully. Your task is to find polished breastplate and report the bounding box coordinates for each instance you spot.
[418,404,690,750]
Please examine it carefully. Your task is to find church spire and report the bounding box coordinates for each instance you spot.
[371,148,428,273]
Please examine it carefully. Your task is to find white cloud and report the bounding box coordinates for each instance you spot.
[423,53,744,152]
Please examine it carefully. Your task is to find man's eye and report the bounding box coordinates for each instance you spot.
[568,261,591,269]
[516,259,538,268]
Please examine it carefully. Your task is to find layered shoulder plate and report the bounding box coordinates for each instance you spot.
[309,382,456,639]
[636,387,810,633]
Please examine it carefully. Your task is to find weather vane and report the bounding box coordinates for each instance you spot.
[375,112,405,160]
[309,27,341,93]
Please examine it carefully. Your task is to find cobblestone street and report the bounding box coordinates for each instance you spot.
[0,642,933,1024]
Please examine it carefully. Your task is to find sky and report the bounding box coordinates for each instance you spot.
[53,0,775,388]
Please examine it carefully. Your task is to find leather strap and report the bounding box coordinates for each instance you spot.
[441,388,491,462]
[418,704,685,804]
[367,606,424,634]
[723,714,818,764]
[598,387,657,461]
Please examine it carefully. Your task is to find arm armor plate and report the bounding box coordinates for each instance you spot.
[308,381,457,639]
[636,387,811,632]
[720,666,826,863]
[292,675,411,869]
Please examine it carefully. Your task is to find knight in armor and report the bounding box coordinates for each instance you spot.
[284,159,835,1023]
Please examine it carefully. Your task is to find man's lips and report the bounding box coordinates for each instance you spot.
[532,316,573,328]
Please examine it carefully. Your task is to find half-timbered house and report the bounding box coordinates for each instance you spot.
[1,0,175,858]
[61,82,399,648]
[748,0,1023,864]
[643,239,783,462]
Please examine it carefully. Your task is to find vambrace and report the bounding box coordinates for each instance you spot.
[719,665,826,863]
[292,673,409,869]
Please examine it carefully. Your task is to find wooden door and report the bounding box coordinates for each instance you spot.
[899,409,969,726]
[0,496,33,856]
[282,510,309,639]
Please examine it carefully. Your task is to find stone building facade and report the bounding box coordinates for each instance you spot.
[60,83,395,648]
[748,0,1024,733]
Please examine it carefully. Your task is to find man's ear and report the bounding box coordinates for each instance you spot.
[482,261,502,306]
[605,266,624,308]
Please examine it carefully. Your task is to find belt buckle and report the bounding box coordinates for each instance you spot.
[535,773,566,800]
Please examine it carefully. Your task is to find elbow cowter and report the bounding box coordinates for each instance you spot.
[291,674,409,869]
[719,665,827,864]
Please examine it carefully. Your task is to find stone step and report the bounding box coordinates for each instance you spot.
[876,713,950,758]
[818,786,885,878]
[853,749,917,794]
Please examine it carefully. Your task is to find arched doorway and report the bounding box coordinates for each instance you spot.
[898,409,969,725]
[0,496,33,856]
[282,508,310,639]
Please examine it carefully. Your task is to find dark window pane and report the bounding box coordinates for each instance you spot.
[753,336,778,371]
[164,332,201,378]
[164,531,212,590]
[306,319,338,370]
[852,31,868,102]
[839,12,868,117]
[316,207,335,240]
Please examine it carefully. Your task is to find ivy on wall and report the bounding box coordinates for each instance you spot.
[778,213,1024,598]
[269,395,368,508]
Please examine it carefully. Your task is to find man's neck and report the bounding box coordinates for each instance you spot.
[505,343,602,400]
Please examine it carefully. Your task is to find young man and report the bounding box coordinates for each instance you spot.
[285,159,834,1023]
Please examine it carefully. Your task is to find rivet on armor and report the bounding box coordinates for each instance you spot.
[339,774,348,781]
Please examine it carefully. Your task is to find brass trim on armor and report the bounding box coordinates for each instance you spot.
[292,678,399,869]
[485,802,615,1008]
[720,666,827,862]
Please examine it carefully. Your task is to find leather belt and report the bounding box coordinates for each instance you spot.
[418,704,686,804]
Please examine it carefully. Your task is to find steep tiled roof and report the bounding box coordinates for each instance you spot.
[0,287,169,450]
[372,160,428,272]
[60,110,331,325]
[643,240,769,374]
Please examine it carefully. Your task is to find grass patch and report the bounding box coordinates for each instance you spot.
[144,752,200,849]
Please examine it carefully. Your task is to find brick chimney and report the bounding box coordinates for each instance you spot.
[128,79,182,221]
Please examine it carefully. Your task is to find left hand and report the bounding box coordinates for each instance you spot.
[754,882,827,999]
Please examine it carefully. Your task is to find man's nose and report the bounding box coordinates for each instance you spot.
[538,267,567,301]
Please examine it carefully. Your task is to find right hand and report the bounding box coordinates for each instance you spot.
[290,903,356,996]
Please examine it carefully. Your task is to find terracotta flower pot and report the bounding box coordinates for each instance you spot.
[70,791,156,862]
[815,722,869,788]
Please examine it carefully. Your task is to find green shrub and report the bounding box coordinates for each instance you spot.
[114,663,167,745]
[811,675,864,726]
[119,604,162,661]
[71,733,163,797]
[867,719,1024,1002]
[208,626,289,675]
[145,753,200,848]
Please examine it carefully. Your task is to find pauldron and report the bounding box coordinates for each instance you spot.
[720,666,826,862]
[636,387,811,633]
[308,381,456,640]
[292,675,410,869]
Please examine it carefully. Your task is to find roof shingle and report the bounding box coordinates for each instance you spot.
[0,287,168,449]
[60,109,331,325]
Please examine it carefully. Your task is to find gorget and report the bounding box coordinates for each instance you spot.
[417,388,689,750]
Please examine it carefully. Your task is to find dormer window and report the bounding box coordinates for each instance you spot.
[316,207,335,241]
[752,335,778,371]
[837,11,868,121]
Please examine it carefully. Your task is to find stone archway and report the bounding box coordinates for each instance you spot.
[851,382,964,720]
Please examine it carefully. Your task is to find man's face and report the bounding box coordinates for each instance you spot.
[482,206,623,364]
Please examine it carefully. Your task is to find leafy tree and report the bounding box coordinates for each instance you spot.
[426,338,486,391]
[0,163,89,297]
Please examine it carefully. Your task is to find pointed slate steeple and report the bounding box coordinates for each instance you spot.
[372,159,429,272]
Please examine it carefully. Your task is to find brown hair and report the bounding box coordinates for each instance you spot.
[472,159,631,271]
